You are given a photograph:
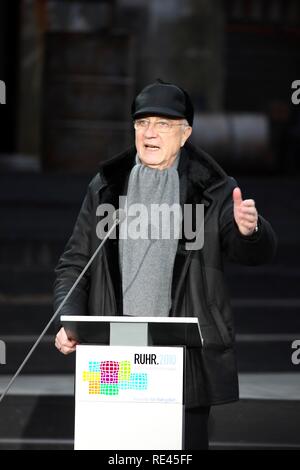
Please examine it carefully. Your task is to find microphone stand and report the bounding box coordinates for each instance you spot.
[0,211,125,404]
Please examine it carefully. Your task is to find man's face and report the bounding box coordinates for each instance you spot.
[134,116,192,170]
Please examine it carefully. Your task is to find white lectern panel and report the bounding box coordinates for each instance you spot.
[75,345,184,450]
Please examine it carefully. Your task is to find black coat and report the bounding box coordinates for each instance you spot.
[54,142,277,407]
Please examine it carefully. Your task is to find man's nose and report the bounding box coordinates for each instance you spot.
[144,122,158,137]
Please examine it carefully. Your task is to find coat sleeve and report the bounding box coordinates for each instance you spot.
[53,179,97,329]
[219,177,278,265]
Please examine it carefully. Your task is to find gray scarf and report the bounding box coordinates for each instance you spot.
[119,155,180,316]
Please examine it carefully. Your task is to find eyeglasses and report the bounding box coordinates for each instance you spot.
[134,118,188,133]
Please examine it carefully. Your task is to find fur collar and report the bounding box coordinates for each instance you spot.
[99,141,228,197]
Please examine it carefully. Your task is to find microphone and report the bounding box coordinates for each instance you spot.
[113,208,126,224]
[0,209,126,404]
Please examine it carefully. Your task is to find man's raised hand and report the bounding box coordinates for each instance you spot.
[233,187,258,236]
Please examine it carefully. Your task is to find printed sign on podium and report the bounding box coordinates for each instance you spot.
[75,345,184,450]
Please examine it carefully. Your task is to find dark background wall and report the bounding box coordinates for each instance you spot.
[0,1,20,154]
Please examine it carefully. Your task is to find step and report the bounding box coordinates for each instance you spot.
[0,268,55,295]
[2,263,300,298]
[0,206,79,239]
[0,331,298,375]
[0,207,295,242]
[0,175,298,211]
[0,373,299,450]
[0,299,57,335]
[0,173,90,204]
[210,398,300,449]
[0,395,74,440]
[0,438,73,450]
[0,335,75,374]
[0,238,298,269]
[0,240,65,267]
[235,334,299,372]
[232,299,300,334]
[210,372,300,449]
[228,243,300,268]
[226,266,300,299]
[0,176,298,245]
[1,295,299,336]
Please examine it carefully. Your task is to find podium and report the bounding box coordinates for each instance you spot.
[61,315,203,450]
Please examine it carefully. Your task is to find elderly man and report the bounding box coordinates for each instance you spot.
[54,79,277,449]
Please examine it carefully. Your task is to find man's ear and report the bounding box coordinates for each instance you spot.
[181,126,192,146]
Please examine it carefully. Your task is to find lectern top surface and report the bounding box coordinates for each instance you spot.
[61,315,203,348]
[61,315,199,324]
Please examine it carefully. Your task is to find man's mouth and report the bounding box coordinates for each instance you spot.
[144,144,160,150]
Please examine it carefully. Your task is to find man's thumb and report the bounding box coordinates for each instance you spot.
[233,187,243,206]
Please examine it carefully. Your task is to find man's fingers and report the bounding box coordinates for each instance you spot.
[233,189,258,236]
[237,211,257,221]
[240,221,256,230]
[239,207,257,215]
[57,327,78,345]
[241,199,255,207]
[240,217,257,226]
[55,340,76,355]
[233,187,243,206]
[55,328,78,355]
[235,203,257,219]
[60,345,77,355]
[236,212,257,222]
[59,327,71,342]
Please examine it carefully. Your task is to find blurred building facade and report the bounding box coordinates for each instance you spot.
[0,0,300,173]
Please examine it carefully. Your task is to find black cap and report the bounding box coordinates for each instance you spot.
[132,79,194,126]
